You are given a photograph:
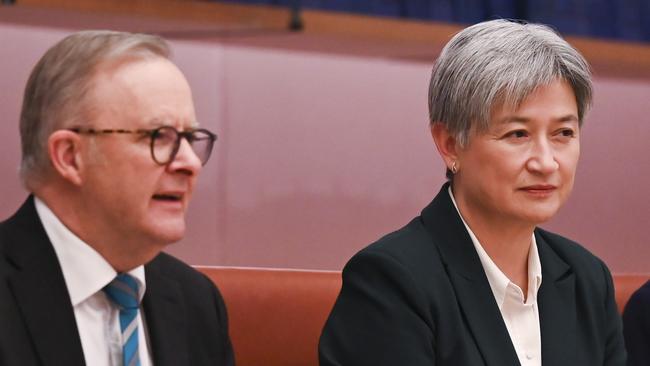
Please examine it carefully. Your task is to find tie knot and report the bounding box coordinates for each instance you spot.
[103,273,140,310]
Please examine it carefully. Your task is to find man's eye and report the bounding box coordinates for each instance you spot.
[186,133,199,143]
[154,131,176,144]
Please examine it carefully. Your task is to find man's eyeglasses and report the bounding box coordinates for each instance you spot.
[68,126,217,166]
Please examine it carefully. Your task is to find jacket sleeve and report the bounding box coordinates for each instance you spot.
[210,277,236,366]
[601,260,627,366]
[319,249,435,366]
[622,280,650,366]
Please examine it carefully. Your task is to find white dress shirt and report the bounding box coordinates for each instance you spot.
[35,197,153,366]
[448,188,542,366]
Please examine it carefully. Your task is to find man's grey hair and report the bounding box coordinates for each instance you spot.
[19,30,170,189]
[428,19,592,149]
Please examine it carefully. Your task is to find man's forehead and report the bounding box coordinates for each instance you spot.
[85,57,196,127]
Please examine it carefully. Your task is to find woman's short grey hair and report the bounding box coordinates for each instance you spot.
[19,30,170,188]
[428,19,592,149]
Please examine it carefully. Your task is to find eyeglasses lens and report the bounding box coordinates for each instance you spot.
[190,131,214,165]
[151,127,214,165]
[152,127,178,165]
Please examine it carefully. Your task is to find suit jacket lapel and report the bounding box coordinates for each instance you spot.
[143,259,189,366]
[535,231,577,365]
[4,197,86,366]
[421,185,520,366]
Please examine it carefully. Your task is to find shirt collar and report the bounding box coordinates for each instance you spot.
[34,197,146,306]
[447,187,542,307]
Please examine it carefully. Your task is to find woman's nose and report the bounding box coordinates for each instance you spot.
[526,138,559,174]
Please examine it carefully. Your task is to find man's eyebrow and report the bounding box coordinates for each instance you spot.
[145,118,200,129]
[146,118,168,127]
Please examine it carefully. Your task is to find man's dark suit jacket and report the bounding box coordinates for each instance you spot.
[622,280,650,366]
[319,184,625,366]
[0,197,234,366]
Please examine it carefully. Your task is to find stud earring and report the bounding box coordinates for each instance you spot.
[450,161,458,174]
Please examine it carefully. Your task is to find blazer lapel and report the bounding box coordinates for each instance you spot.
[535,231,577,365]
[4,197,86,366]
[447,271,522,366]
[421,185,520,366]
[143,260,189,366]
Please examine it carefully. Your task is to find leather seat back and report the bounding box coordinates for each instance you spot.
[196,266,341,366]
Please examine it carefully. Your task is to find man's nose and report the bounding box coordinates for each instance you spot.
[168,138,202,175]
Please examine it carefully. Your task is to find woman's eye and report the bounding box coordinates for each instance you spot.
[560,129,575,137]
[505,130,528,139]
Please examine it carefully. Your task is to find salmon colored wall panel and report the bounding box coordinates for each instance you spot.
[212,46,440,270]
[0,25,63,217]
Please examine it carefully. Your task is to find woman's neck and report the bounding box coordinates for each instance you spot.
[451,187,534,292]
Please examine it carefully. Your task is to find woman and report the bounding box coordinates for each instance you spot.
[319,20,625,366]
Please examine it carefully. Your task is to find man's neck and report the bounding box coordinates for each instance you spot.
[35,185,160,272]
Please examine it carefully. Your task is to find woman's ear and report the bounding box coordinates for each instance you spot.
[47,130,84,186]
[430,122,460,169]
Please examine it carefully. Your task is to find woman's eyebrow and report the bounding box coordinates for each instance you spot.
[496,114,579,125]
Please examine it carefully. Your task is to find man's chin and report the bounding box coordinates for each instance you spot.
[147,220,186,246]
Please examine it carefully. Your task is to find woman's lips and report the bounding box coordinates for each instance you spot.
[520,185,557,196]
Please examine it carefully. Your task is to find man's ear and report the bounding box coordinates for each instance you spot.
[48,130,84,186]
[430,122,460,169]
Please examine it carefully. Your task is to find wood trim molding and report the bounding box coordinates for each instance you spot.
[6,0,650,79]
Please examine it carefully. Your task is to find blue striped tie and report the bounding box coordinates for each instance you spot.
[103,274,141,366]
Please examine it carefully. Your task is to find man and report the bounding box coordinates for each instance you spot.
[0,31,234,365]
